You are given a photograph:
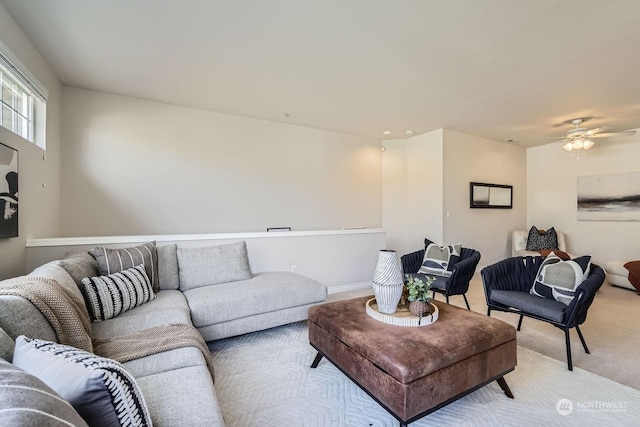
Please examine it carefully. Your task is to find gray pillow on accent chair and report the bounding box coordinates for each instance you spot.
[530,253,592,305]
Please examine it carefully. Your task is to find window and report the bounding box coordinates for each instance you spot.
[0,40,48,149]
[1,68,33,141]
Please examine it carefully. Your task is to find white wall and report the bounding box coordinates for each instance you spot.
[26,229,386,290]
[443,129,527,266]
[61,87,382,236]
[382,129,443,256]
[527,135,640,267]
[382,128,527,266]
[0,4,62,280]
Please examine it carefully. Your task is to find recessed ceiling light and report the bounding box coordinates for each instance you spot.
[405,130,414,136]
[382,130,392,135]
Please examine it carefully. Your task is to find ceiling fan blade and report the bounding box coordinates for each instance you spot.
[585,126,612,136]
[588,130,636,138]
[539,136,569,140]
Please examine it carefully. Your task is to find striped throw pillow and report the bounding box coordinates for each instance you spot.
[13,336,151,427]
[89,242,159,292]
[81,265,155,321]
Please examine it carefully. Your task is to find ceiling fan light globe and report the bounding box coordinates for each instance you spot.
[573,138,584,150]
[584,139,595,150]
[562,142,574,152]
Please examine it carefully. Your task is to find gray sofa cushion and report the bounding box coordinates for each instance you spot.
[490,289,566,323]
[123,346,208,379]
[90,242,159,292]
[13,336,152,427]
[157,244,180,290]
[177,241,252,290]
[184,272,327,327]
[0,294,57,343]
[0,358,88,427]
[58,251,100,288]
[0,326,15,362]
[136,365,224,427]
[91,290,192,340]
[31,261,87,309]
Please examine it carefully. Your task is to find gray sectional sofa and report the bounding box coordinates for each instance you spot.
[0,240,327,426]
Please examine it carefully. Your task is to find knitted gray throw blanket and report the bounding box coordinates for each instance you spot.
[0,276,93,352]
[1,277,214,378]
[93,323,215,378]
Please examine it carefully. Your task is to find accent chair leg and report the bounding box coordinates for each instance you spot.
[463,294,471,310]
[445,295,450,304]
[311,352,324,368]
[575,325,590,354]
[565,329,573,371]
[516,314,524,331]
[487,308,492,316]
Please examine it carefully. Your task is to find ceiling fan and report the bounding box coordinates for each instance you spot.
[546,118,636,152]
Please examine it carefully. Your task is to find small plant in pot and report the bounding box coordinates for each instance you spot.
[405,275,435,317]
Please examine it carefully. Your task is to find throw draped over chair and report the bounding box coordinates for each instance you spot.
[481,256,605,371]
[401,243,481,310]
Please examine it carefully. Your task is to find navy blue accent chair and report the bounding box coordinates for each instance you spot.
[481,256,605,371]
[401,243,481,310]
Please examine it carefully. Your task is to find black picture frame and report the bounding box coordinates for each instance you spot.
[470,182,512,209]
[0,143,18,238]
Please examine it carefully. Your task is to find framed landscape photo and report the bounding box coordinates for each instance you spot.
[0,143,18,238]
[470,182,512,209]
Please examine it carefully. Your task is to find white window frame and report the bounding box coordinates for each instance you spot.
[0,40,48,149]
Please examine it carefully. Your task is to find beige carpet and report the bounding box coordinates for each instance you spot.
[210,321,640,426]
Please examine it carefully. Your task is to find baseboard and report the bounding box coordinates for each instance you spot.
[327,281,372,295]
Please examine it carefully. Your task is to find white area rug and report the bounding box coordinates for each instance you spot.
[210,321,640,426]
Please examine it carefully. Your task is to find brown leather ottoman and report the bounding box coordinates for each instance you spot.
[308,296,517,426]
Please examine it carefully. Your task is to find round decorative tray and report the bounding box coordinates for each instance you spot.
[365,298,438,327]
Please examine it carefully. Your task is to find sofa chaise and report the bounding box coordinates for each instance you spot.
[0,240,327,426]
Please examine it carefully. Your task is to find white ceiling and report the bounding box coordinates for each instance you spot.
[2,0,640,147]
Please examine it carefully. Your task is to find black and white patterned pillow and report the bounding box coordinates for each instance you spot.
[525,226,559,251]
[81,265,155,321]
[90,242,159,292]
[417,243,462,277]
[530,253,591,305]
[12,336,151,427]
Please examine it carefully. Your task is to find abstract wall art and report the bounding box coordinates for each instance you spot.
[577,171,640,221]
[0,143,18,238]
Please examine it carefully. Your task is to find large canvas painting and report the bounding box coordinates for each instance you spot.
[0,143,18,238]
[577,171,640,221]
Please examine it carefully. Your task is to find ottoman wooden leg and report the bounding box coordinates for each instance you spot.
[311,351,324,368]
[497,377,514,399]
